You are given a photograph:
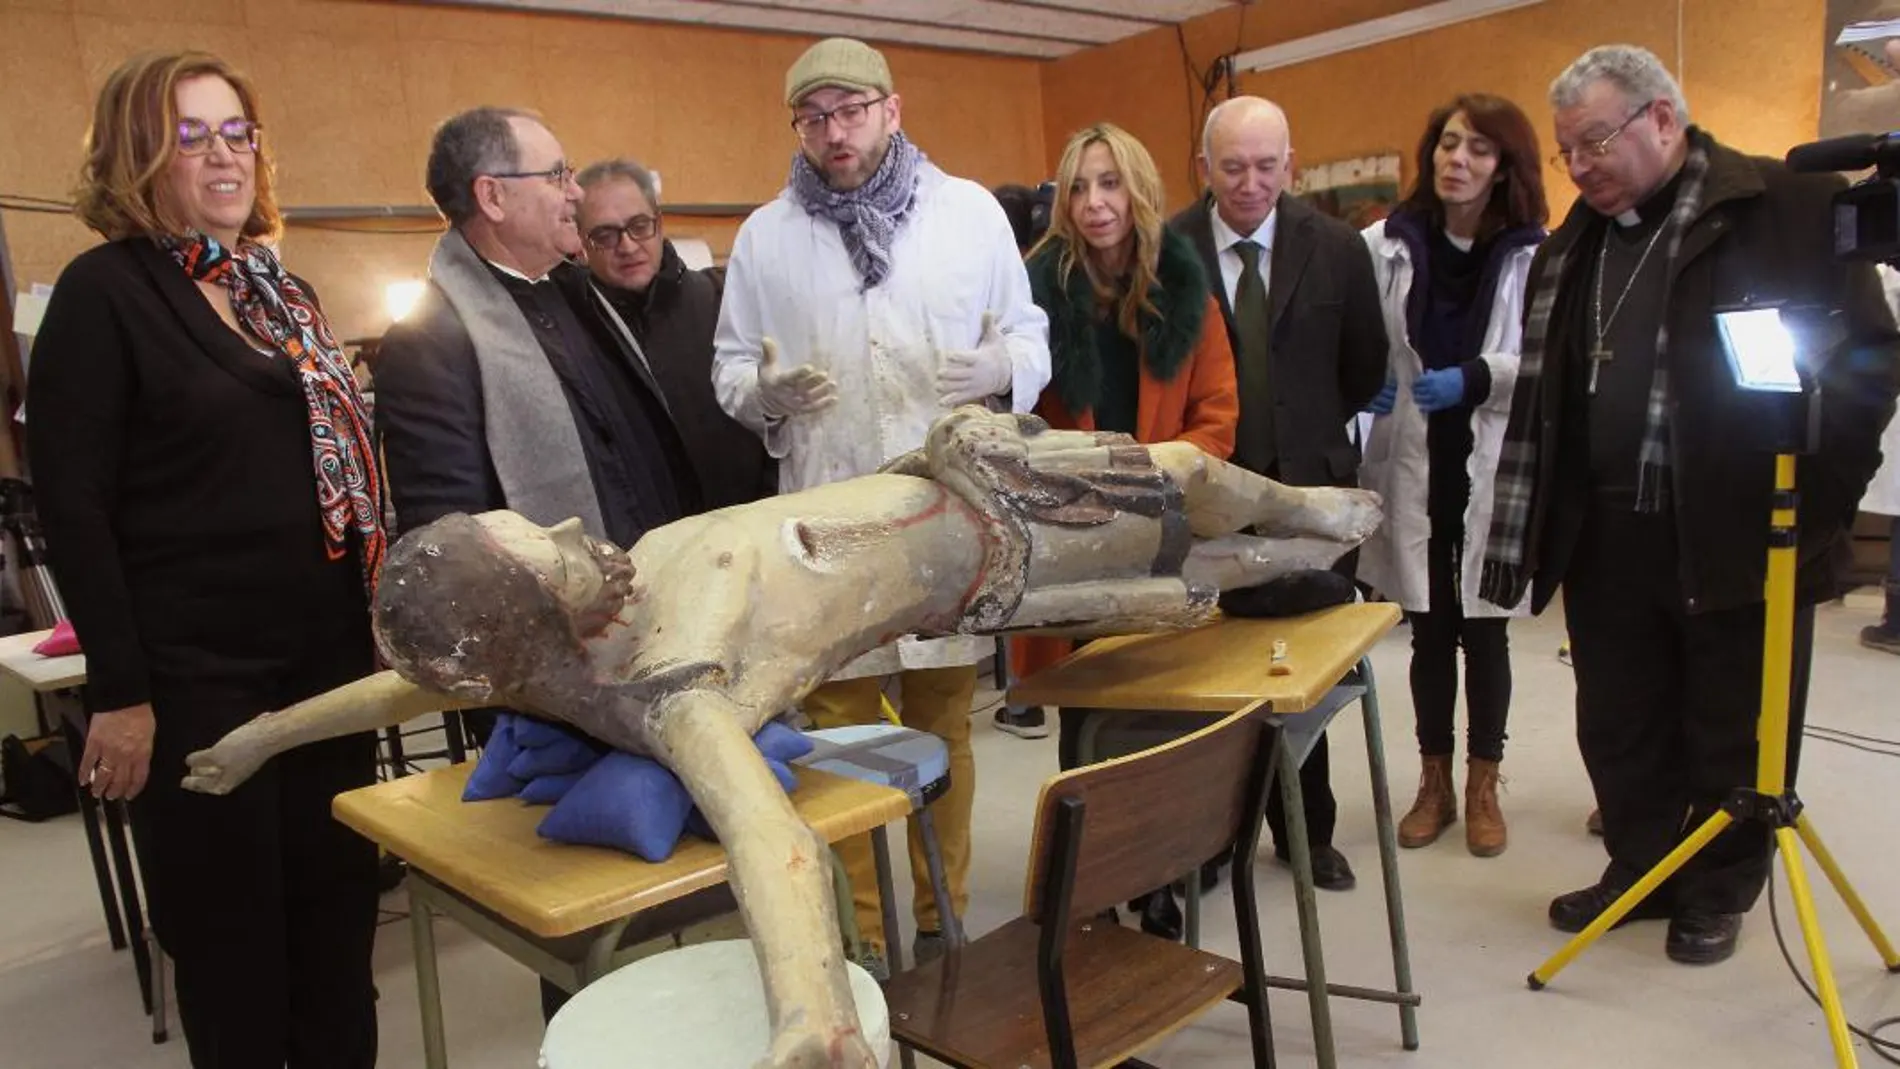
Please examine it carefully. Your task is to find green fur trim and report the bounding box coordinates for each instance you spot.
[1028,227,1210,417]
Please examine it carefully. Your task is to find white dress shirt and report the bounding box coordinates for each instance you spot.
[1210,205,1279,309]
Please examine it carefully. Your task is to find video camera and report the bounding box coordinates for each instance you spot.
[1786,132,1900,264]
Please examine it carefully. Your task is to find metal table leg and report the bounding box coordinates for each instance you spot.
[408,882,449,1069]
[1356,657,1419,1050]
[147,931,169,1043]
[915,810,962,947]
[870,827,915,1069]
[57,714,126,951]
[1278,732,1336,1069]
[101,800,153,1014]
[1184,866,1203,949]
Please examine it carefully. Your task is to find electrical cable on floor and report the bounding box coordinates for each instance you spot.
[1767,867,1900,1065]
[1762,723,1900,1064]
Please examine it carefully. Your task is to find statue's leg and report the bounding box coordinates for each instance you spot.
[649,688,878,1069]
[1146,441,1383,545]
[1182,532,1359,591]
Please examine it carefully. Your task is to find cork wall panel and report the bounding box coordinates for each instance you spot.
[0,0,1048,340]
[0,12,90,198]
[1682,0,1827,158]
[1040,0,1828,219]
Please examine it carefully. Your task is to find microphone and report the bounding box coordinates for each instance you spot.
[1786,132,1900,173]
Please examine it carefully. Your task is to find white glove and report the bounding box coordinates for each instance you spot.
[757,336,838,418]
[936,311,1014,407]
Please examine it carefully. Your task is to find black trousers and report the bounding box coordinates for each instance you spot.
[1408,534,1512,761]
[130,643,381,1068]
[1562,503,1814,914]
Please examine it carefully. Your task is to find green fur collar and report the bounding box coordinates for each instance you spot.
[1028,226,1210,417]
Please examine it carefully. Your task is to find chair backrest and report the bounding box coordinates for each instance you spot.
[1021,700,1273,923]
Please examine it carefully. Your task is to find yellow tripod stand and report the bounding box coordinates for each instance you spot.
[1528,454,1900,1068]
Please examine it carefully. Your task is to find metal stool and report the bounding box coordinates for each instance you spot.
[795,724,964,957]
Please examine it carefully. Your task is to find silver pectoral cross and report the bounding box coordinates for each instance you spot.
[1588,347,1613,395]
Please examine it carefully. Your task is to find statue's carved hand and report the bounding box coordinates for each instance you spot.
[180,718,274,795]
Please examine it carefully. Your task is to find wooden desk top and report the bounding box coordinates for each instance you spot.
[333,763,910,939]
[1006,602,1402,714]
[0,630,87,692]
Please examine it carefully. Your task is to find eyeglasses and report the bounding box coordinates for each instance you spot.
[177,118,260,156]
[584,214,660,251]
[1551,100,1654,168]
[488,161,576,187]
[790,96,887,139]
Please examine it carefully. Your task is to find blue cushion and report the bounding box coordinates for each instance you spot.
[518,769,587,805]
[506,726,603,780]
[537,752,695,863]
[461,714,527,801]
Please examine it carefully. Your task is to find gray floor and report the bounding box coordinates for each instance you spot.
[3,597,1898,1068]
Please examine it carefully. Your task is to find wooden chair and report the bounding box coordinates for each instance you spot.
[881,700,1278,1069]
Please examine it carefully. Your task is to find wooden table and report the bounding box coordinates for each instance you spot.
[0,629,87,692]
[0,628,167,1043]
[1009,603,1417,1068]
[333,762,912,1069]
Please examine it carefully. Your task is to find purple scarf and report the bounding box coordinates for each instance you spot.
[787,130,923,290]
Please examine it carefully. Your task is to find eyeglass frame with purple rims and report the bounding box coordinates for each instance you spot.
[177,117,261,156]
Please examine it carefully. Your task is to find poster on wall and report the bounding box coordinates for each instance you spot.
[1293,153,1403,229]
[1820,0,1900,140]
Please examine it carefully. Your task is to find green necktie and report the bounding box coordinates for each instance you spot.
[1232,240,1276,473]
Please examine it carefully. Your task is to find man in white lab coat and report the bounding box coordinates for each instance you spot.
[712,37,1050,974]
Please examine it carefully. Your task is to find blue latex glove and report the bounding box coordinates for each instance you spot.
[1365,378,1398,415]
[462,714,527,801]
[1413,367,1466,414]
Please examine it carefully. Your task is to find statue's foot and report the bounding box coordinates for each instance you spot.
[1285,487,1383,545]
[761,1025,879,1069]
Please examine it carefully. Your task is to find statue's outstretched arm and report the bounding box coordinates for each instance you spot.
[181,670,474,795]
[648,687,877,1069]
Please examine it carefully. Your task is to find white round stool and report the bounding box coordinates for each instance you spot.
[539,939,891,1069]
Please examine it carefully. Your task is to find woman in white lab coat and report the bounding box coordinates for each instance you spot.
[1357,94,1548,857]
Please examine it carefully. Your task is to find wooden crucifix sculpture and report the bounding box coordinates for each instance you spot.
[178,408,1382,1069]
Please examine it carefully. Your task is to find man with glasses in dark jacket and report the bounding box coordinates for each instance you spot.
[577,159,774,509]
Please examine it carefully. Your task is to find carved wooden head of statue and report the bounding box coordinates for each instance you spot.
[372,512,639,705]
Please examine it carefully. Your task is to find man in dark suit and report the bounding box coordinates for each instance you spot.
[575,157,774,510]
[373,107,702,1020]
[1170,95,1389,890]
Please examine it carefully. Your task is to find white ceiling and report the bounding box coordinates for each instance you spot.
[405,0,1241,58]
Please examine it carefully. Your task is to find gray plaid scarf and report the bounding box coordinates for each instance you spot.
[1480,133,1712,606]
[788,130,922,291]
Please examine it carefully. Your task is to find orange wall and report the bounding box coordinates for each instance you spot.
[0,0,1047,340]
[1039,0,1827,220]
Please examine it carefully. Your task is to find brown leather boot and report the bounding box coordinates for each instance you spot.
[1465,758,1507,857]
[1398,754,1457,848]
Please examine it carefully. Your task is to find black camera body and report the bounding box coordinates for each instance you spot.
[1786,132,1900,264]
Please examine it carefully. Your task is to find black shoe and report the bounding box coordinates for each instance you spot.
[992,705,1050,738]
[1130,888,1183,941]
[1274,844,1357,891]
[1666,910,1742,965]
[1547,880,1673,933]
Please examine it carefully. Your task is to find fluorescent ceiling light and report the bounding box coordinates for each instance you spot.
[1235,0,1547,73]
